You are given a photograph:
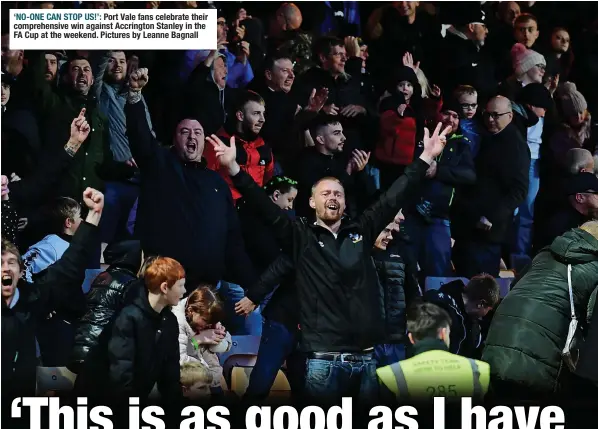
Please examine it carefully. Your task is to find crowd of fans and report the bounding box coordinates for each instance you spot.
[1,0,598,424]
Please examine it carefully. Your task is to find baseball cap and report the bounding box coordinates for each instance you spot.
[564,172,598,195]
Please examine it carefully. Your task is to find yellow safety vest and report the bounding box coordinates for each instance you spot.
[377,349,490,400]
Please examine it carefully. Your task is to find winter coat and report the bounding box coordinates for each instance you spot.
[373,247,421,344]
[125,100,256,287]
[69,241,142,373]
[231,159,428,352]
[451,122,530,244]
[482,228,598,394]
[204,126,274,202]
[172,298,231,389]
[425,280,483,358]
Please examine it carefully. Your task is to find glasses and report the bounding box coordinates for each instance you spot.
[483,111,511,120]
[461,103,478,110]
[535,64,546,71]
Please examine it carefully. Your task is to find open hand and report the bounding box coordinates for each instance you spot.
[194,328,226,345]
[307,88,329,112]
[340,104,366,118]
[322,103,340,116]
[83,187,104,214]
[344,36,360,58]
[346,150,370,175]
[70,108,91,145]
[9,173,21,182]
[207,135,239,175]
[129,67,149,91]
[235,297,257,316]
[421,122,451,161]
[430,84,441,98]
[402,52,420,72]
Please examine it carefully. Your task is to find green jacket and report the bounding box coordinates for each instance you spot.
[30,52,114,201]
[482,228,598,393]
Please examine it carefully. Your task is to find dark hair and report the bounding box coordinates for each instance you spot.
[309,114,341,140]
[464,273,500,307]
[233,90,265,115]
[68,56,91,69]
[263,176,298,196]
[46,197,81,234]
[2,238,23,269]
[407,302,452,342]
[312,36,344,64]
[514,13,538,27]
[264,52,293,72]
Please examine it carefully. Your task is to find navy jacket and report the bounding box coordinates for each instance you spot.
[125,101,256,287]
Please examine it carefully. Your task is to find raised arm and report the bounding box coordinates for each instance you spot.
[124,68,160,171]
[29,188,103,319]
[90,50,109,100]
[7,109,89,207]
[208,135,297,247]
[357,123,451,245]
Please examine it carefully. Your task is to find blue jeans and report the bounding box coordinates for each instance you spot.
[245,319,304,400]
[374,343,406,367]
[513,158,540,257]
[304,355,378,404]
[404,215,452,277]
[99,181,139,243]
[452,239,501,278]
[216,281,262,336]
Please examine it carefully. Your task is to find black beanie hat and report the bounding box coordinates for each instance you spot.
[519,83,553,110]
[387,66,419,94]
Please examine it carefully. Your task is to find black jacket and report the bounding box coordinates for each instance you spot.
[425,280,482,359]
[69,241,142,373]
[125,101,256,287]
[438,31,497,101]
[451,122,530,244]
[482,228,598,394]
[231,158,428,352]
[373,248,420,344]
[412,132,476,219]
[1,222,97,400]
[75,287,182,411]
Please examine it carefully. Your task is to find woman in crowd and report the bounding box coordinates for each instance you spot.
[172,286,231,394]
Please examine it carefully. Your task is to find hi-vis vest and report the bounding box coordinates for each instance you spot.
[377,349,490,400]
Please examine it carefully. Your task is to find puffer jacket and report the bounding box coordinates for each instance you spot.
[69,241,142,374]
[482,227,598,394]
[373,247,421,344]
[171,297,231,389]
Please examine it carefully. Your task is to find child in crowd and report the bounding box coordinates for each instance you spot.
[454,85,482,158]
[172,286,231,395]
[181,361,213,401]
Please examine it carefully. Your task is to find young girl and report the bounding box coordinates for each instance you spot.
[374,65,441,190]
[172,286,231,394]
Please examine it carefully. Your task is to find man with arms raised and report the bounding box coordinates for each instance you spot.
[208,123,449,403]
[124,68,255,291]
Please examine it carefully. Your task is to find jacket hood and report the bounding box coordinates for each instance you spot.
[104,240,142,274]
[550,228,598,264]
[133,288,171,320]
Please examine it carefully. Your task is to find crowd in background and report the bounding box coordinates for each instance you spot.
[1,0,598,424]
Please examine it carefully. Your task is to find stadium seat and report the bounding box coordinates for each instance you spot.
[424,277,469,291]
[218,335,261,364]
[222,354,257,388]
[36,367,77,396]
[230,366,290,397]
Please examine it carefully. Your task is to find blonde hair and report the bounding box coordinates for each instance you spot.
[415,68,432,98]
[453,85,478,100]
[180,362,213,387]
[580,221,598,240]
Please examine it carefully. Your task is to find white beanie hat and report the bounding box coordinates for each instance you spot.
[511,43,546,76]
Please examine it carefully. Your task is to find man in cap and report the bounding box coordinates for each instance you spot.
[403,98,476,278]
[534,172,598,252]
[439,4,496,100]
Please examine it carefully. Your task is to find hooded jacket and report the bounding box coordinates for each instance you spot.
[69,241,142,373]
[482,228,598,394]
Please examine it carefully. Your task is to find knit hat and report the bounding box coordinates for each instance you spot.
[387,65,419,94]
[440,96,462,116]
[519,83,552,110]
[511,43,546,76]
[558,82,588,117]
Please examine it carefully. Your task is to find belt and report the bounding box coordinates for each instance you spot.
[309,351,374,362]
